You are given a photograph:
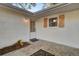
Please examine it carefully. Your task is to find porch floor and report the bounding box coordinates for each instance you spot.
[3,40,79,56]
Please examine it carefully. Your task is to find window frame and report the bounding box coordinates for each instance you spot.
[49,17,58,27]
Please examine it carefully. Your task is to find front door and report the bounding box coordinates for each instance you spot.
[30,20,36,39]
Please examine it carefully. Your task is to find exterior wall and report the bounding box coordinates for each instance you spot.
[36,10,79,48]
[30,32,36,39]
[0,8,30,48]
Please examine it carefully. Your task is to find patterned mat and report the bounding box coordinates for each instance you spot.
[31,49,55,56]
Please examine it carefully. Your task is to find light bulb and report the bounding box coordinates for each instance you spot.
[53,19,57,22]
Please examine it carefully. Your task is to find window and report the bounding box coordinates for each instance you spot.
[49,17,57,27]
[30,20,35,32]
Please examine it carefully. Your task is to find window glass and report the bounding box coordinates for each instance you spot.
[49,17,57,27]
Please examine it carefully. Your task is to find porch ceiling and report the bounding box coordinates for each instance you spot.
[0,3,79,20]
[34,3,79,19]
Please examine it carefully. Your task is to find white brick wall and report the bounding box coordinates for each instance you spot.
[0,7,30,48]
[36,9,79,48]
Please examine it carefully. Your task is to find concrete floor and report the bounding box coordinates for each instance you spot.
[3,40,79,56]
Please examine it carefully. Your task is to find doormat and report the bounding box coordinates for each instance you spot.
[30,38,39,42]
[31,49,55,56]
